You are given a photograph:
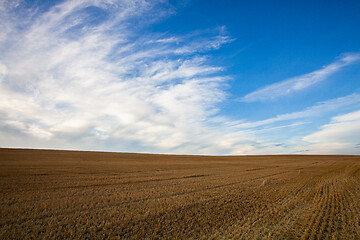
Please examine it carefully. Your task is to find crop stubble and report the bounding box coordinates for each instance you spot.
[0,148,359,239]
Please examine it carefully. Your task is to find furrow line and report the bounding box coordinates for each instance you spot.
[0,170,293,227]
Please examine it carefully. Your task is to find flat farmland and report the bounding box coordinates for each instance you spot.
[1,148,359,239]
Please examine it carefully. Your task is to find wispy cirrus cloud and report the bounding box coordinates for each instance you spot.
[0,0,245,154]
[241,53,360,103]
[234,93,360,129]
[223,93,360,154]
[297,110,360,154]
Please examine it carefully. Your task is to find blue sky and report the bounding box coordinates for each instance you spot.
[0,0,360,154]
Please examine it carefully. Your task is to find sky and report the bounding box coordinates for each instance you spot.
[0,0,360,155]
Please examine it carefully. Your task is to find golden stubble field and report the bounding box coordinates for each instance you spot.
[0,148,359,239]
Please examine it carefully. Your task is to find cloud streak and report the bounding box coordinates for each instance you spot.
[241,53,360,102]
[299,110,360,154]
[234,93,360,129]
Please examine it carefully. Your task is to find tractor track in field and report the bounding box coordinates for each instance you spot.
[211,177,313,239]
[208,165,360,240]
[299,174,360,240]
[1,169,294,227]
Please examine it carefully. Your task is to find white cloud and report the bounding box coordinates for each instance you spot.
[241,53,360,102]
[225,93,360,155]
[0,0,249,154]
[299,110,360,154]
[234,93,360,129]
[0,63,7,81]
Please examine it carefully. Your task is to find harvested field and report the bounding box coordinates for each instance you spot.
[1,148,360,239]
